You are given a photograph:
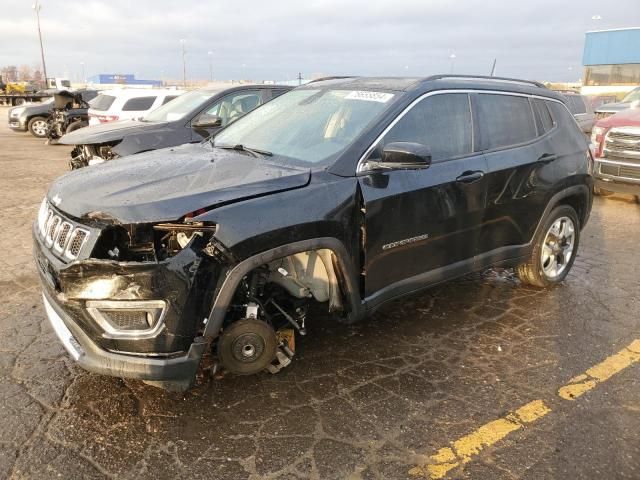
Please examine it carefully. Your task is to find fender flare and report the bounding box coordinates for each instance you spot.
[531,184,591,241]
[202,237,362,338]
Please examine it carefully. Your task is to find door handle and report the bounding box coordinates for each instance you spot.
[537,153,557,164]
[455,170,485,184]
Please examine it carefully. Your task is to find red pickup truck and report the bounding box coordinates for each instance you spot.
[591,105,640,200]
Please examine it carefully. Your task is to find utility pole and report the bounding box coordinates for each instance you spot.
[33,0,48,86]
[208,51,213,81]
[180,39,186,88]
[297,72,302,85]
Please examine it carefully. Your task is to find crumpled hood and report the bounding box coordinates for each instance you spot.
[48,143,311,224]
[59,119,171,145]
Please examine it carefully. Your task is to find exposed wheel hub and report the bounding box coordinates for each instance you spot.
[217,318,277,375]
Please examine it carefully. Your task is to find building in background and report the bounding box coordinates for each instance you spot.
[87,73,162,88]
[582,27,640,97]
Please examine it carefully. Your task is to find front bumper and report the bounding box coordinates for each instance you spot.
[594,158,640,195]
[42,288,206,386]
[8,116,27,131]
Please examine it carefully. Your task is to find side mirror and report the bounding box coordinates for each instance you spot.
[192,114,222,128]
[368,142,432,170]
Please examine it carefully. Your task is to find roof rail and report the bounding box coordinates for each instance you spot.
[306,76,357,84]
[426,74,547,89]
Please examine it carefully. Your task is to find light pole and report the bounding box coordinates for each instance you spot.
[207,51,213,81]
[180,39,186,88]
[80,61,85,85]
[33,0,48,86]
[449,53,457,73]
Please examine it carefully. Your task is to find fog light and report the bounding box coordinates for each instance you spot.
[86,300,166,339]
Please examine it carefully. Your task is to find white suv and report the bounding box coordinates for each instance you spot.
[88,89,184,125]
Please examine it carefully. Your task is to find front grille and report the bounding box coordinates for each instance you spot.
[604,129,640,159]
[37,200,91,262]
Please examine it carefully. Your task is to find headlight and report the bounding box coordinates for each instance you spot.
[11,107,25,117]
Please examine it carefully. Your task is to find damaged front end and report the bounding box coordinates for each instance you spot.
[34,199,223,390]
[70,142,120,170]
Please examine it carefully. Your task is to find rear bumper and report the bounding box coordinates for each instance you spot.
[42,288,206,387]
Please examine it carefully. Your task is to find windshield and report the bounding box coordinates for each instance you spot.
[622,87,640,103]
[144,89,217,122]
[213,88,395,164]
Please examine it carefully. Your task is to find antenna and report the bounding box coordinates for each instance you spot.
[490,59,497,77]
[297,72,303,85]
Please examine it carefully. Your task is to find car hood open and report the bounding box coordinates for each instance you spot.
[48,143,311,224]
[59,119,170,145]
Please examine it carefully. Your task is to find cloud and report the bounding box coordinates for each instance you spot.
[0,0,636,82]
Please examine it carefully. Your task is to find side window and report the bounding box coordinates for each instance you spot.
[161,95,178,106]
[564,95,587,115]
[122,96,156,111]
[375,93,473,162]
[198,90,262,127]
[547,101,578,131]
[531,98,554,135]
[475,94,537,150]
[270,89,289,99]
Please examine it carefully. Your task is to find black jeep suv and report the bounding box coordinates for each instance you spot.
[34,75,593,391]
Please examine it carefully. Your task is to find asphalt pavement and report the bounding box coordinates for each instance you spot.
[1,106,639,479]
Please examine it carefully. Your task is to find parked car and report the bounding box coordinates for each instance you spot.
[60,84,292,169]
[595,86,640,119]
[7,97,54,137]
[591,105,640,200]
[88,89,185,126]
[46,90,99,143]
[34,75,592,391]
[561,92,596,133]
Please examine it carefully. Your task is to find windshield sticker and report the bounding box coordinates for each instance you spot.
[345,91,394,103]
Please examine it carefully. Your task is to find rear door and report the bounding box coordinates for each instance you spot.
[474,93,555,256]
[359,92,489,300]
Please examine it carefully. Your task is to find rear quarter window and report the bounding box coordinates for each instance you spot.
[531,98,555,134]
[475,94,537,150]
[90,94,116,111]
[122,96,157,111]
[564,95,587,115]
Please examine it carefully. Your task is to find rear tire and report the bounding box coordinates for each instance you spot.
[27,116,49,138]
[516,205,580,288]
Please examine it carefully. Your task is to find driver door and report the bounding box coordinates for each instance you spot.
[190,89,264,141]
[358,92,489,301]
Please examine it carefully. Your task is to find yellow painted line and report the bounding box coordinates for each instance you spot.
[409,400,551,479]
[558,339,640,400]
[410,338,640,479]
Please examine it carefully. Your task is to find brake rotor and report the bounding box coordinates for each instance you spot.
[217,318,277,375]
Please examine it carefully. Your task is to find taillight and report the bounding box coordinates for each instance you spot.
[96,115,119,123]
[590,126,608,158]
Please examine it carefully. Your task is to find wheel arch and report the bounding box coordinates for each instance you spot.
[533,184,591,241]
[202,237,362,339]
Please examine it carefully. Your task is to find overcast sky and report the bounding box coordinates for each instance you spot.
[0,0,638,83]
